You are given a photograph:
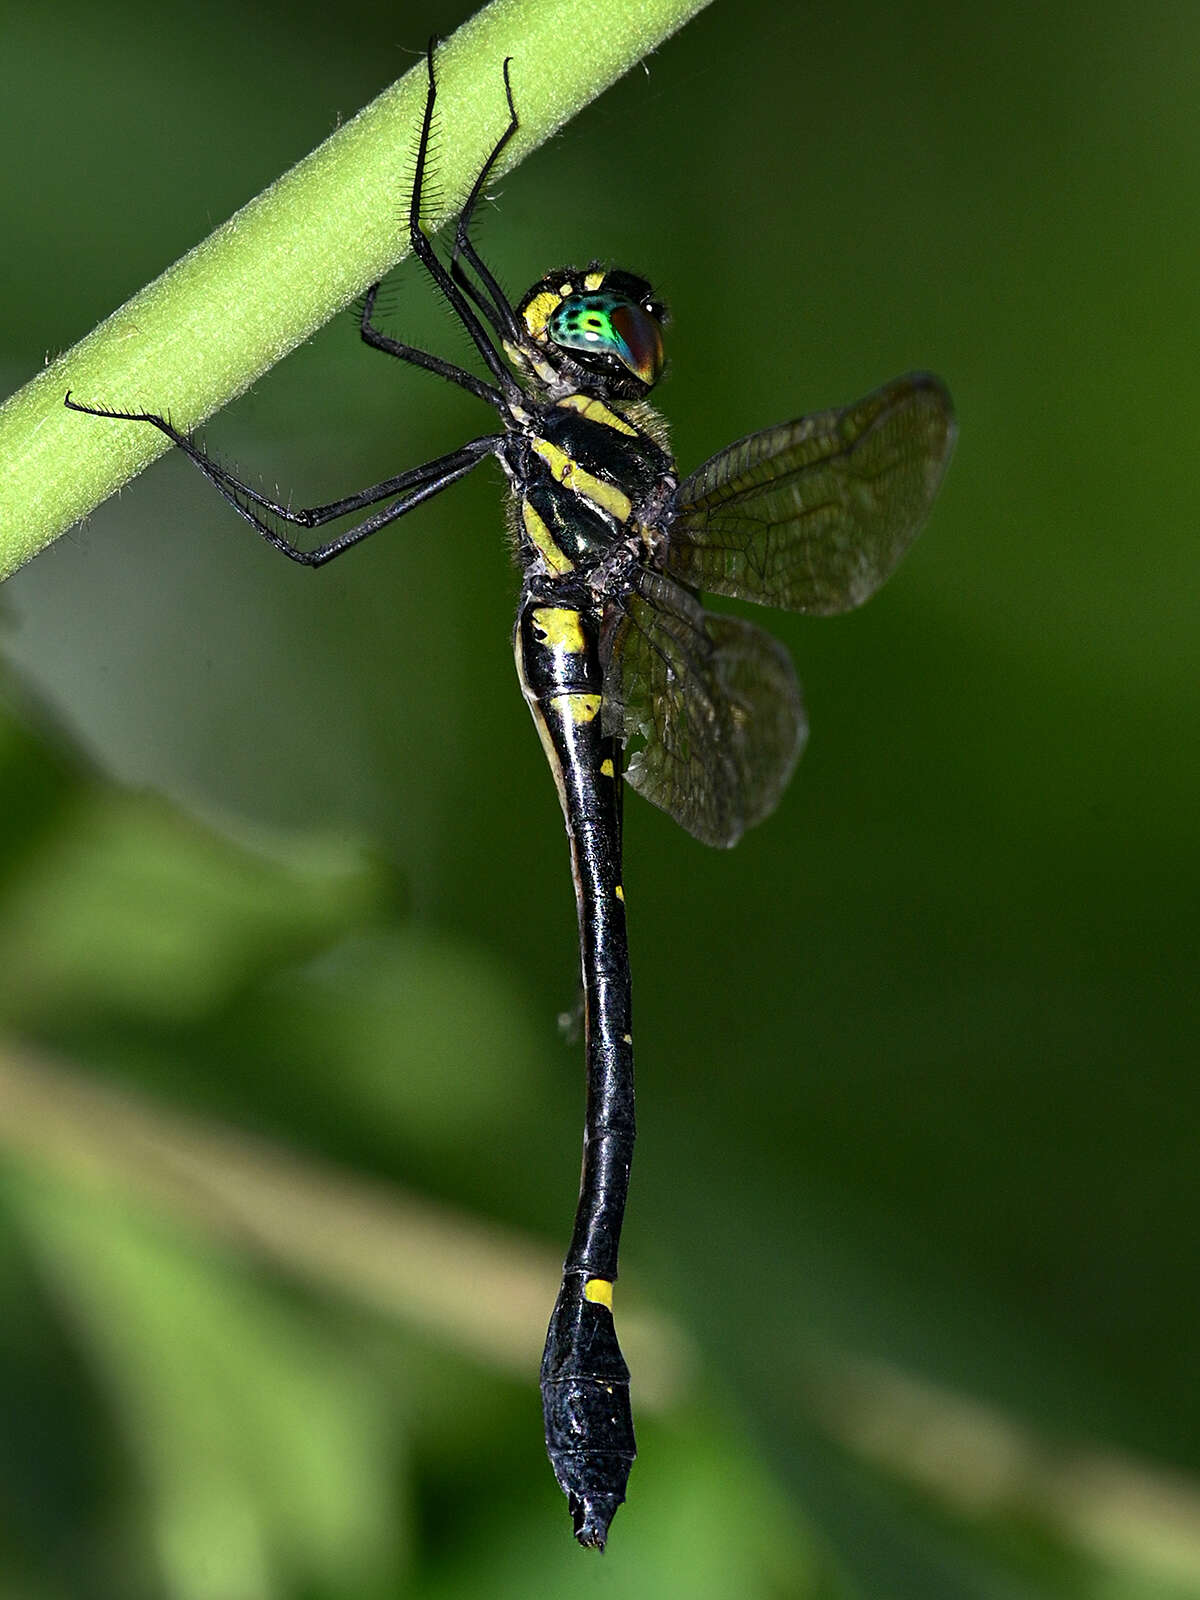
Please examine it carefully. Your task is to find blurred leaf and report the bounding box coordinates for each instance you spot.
[0,787,381,1027]
[8,1167,404,1600]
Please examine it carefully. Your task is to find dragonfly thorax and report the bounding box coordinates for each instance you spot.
[507,388,674,583]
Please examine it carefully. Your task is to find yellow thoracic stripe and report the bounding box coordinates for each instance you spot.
[556,393,638,436]
[532,438,633,524]
[521,499,574,574]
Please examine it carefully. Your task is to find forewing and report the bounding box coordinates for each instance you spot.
[602,570,807,849]
[669,373,955,614]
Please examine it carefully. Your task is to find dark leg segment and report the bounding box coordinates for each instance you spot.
[359,47,523,387]
[449,57,523,343]
[64,393,498,566]
[358,281,504,405]
[402,40,523,401]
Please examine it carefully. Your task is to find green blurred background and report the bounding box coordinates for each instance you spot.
[2,1,1198,1595]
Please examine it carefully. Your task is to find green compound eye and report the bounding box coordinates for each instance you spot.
[547,293,664,386]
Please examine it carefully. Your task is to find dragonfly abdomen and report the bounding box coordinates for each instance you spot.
[514,593,637,1549]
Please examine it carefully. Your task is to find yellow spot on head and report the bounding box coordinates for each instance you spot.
[522,290,562,341]
[614,884,624,902]
[584,1278,614,1309]
[531,606,586,654]
[600,758,615,778]
[622,1033,632,1045]
[583,271,606,291]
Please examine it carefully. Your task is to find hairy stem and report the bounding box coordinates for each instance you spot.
[0,0,711,580]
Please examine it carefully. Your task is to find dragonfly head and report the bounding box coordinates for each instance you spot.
[514,266,667,399]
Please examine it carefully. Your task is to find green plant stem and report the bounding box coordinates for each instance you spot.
[0,0,711,581]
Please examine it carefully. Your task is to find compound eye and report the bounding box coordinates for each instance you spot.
[548,294,664,386]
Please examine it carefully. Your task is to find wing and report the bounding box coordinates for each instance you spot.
[667,373,955,614]
[601,570,807,849]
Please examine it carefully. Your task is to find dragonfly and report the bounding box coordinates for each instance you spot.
[65,41,955,1551]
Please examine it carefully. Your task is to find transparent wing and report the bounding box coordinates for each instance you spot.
[668,373,955,614]
[601,570,807,849]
